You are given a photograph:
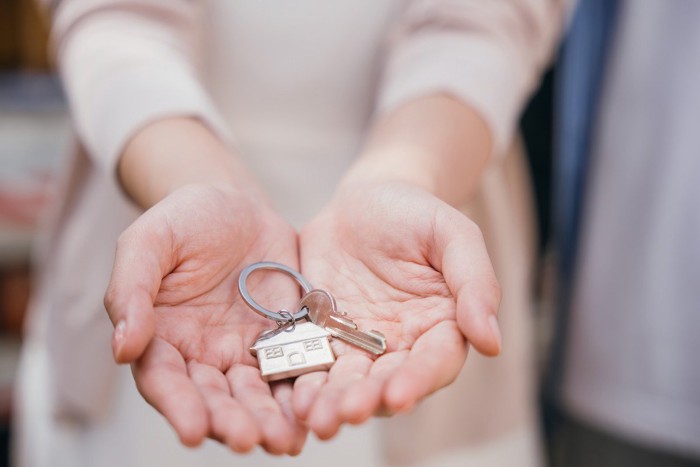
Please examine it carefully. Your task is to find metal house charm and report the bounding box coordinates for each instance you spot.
[250,322,335,382]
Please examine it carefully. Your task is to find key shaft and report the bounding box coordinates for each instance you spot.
[326,316,386,355]
[298,289,386,355]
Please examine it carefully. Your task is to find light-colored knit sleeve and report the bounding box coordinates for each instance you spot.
[378,0,569,154]
[47,0,231,175]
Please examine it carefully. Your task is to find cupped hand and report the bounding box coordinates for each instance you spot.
[293,181,502,439]
[104,184,307,454]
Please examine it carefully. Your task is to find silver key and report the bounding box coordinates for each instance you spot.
[298,289,387,356]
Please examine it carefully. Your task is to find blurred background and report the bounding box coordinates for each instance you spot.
[0,1,68,465]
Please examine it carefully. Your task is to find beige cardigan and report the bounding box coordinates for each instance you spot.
[16,1,565,466]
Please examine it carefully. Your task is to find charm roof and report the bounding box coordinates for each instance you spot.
[251,322,331,350]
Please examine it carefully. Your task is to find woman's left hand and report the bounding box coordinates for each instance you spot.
[293,181,502,439]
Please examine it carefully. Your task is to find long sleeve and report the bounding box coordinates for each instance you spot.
[378,0,570,154]
[46,0,231,175]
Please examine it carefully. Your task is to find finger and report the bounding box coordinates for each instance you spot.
[188,361,260,452]
[227,364,295,455]
[105,216,173,363]
[132,337,207,447]
[383,320,467,413]
[292,371,328,421]
[430,211,502,356]
[339,350,407,423]
[307,354,373,440]
[271,381,308,456]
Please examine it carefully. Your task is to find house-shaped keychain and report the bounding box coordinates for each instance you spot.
[251,321,335,381]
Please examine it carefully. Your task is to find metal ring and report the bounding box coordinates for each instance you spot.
[238,261,313,321]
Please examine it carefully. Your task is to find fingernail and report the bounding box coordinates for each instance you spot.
[113,320,126,354]
[488,314,502,353]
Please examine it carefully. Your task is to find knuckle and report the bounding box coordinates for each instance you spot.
[443,208,483,241]
[463,216,484,240]
[103,286,117,312]
[485,278,502,313]
[115,228,133,251]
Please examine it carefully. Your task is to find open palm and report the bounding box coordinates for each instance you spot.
[104,184,306,454]
[294,182,502,439]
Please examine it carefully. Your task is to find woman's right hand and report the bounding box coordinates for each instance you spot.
[104,183,308,455]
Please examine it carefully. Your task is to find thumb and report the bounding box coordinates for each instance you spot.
[430,209,502,356]
[104,217,173,363]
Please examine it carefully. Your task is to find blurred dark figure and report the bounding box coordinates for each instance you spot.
[544,1,700,466]
[520,69,555,256]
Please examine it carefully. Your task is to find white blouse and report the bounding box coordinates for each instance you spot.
[16,1,564,466]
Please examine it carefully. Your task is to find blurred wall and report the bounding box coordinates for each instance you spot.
[0,2,65,466]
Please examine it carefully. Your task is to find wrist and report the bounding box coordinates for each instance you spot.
[339,95,492,206]
[338,148,440,196]
[118,117,263,209]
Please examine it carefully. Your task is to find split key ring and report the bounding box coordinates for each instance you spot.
[238,261,313,322]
